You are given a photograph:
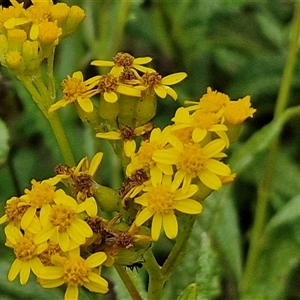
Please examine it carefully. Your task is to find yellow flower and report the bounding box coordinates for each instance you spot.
[224,95,256,125]
[19,177,59,232]
[185,87,231,112]
[126,127,174,185]
[34,189,95,252]
[153,139,231,191]
[134,175,202,241]
[49,71,99,113]
[38,248,109,299]
[0,196,40,233]
[171,107,228,145]
[95,73,141,103]
[139,71,187,100]
[91,52,154,77]
[4,225,47,285]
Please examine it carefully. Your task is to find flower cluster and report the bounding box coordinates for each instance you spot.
[0,2,256,299]
[0,0,85,77]
[49,52,187,128]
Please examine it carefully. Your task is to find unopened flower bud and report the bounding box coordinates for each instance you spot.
[5,50,25,75]
[135,89,157,126]
[50,3,70,26]
[99,95,119,126]
[94,184,120,212]
[118,95,139,127]
[22,40,41,74]
[7,29,27,52]
[63,5,85,37]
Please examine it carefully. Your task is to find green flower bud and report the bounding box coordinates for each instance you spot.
[94,184,120,212]
[22,40,41,74]
[117,95,139,127]
[135,88,157,126]
[99,95,119,126]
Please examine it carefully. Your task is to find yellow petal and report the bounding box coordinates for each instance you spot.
[89,152,103,176]
[175,199,203,214]
[192,128,207,143]
[135,208,153,226]
[117,85,141,97]
[8,259,22,282]
[58,231,70,252]
[90,60,114,67]
[72,71,83,80]
[199,170,222,190]
[77,97,94,113]
[96,131,121,140]
[48,99,69,113]
[20,260,30,285]
[205,159,231,176]
[124,140,136,157]
[86,252,107,268]
[163,213,178,239]
[65,285,79,300]
[165,86,178,100]
[5,225,22,244]
[30,257,43,276]
[104,91,118,103]
[203,139,226,157]
[151,213,162,241]
[154,85,167,99]
[133,57,152,64]
[40,278,65,288]
[38,266,64,280]
[161,72,187,85]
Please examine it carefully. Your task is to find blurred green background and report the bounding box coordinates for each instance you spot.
[1,1,300,299]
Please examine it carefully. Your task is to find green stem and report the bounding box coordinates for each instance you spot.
[47,112,75,166]
[143,249,164,300]
[114,265,143,300]
[241,2,300,293]
[142,216,197,300]
[161,216,197,277]
[46,47,56,103]
[20,78,75,166]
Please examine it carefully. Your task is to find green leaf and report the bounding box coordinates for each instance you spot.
[209,187,243,282]
[265,194,300,233]
[163,216,221,300]
[241,230,300,300]
[0,118,9,165]
[177,283,197,300]
[229,105,300,174]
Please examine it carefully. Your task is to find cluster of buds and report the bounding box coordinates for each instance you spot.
[0,0,85,77]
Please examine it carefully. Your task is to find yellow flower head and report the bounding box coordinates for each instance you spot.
[126,127,174,185]
[38,20,62,45]
[153,139,231,192]
[38,248,109,299]
[171,107,228,144]
[49,71,99,113]
[224,95,256,125]
[34,189,95,252]
[134,175,202,241]
[4,225,47,285]
[139,71,187,100]
[185,87,231,112]
[20,177,59,232]
[91,52,154,77]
